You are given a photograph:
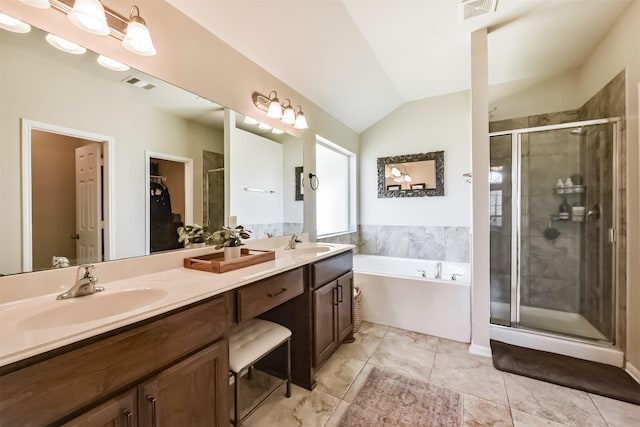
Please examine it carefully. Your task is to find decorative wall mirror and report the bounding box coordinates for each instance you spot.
[377,151,444,198]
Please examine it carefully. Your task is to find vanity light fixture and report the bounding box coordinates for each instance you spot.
[281,100,295,125]
[19,0,51,9]
[68,0,109,35]
[0,12,31,33]
[97,54,129,71]
[19,0,156,57]
[122,6,156,56]
[266,91,283,119]
[253,91,309,130]
[244,116,260,125]
[293,106,308,130]
[45,33,87,54]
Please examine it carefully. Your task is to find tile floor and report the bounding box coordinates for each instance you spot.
[239,322,640,427]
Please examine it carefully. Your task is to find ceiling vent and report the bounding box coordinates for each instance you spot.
[460,0,498,21]
[122,75,156,90]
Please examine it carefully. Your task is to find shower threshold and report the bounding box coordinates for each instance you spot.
[491,301,608,341]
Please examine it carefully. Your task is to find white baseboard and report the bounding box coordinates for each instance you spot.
[626,361,640,384]
[469,344,492,358]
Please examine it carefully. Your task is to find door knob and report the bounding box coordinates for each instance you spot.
[71,234,80,240]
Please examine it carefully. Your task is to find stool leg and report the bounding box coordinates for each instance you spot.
[286,338,291,398]
[233,372,240,427]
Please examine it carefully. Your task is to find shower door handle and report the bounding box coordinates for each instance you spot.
[587,204,600,220]
[609,228,616,243]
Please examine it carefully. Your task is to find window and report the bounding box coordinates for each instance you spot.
[316,136,355,237]
[490,166,503,227]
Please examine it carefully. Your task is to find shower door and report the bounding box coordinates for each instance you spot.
[490,119,618,343]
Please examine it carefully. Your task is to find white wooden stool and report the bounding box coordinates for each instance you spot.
[229,318,291,426]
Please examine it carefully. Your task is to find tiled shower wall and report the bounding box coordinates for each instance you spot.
[489,71,625,343]
[319,225,471,263]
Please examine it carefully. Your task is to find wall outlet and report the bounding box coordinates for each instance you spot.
[228,215,237,228]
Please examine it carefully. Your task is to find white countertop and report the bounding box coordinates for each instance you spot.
[0,243,353,368]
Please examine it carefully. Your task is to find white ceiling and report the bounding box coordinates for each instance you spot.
[166,0,632,133]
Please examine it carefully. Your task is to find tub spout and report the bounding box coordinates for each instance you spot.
[417,269,427,278]
[435,262,442,279]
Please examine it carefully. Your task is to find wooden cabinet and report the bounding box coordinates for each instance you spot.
[139,340,228,427]
[237,268,304,322]
[1,296,227,426]
[63,389,137,427]
[313,271,354,367]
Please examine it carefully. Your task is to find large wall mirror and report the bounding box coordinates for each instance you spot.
[377,151,445,198]
[0,24,303,276]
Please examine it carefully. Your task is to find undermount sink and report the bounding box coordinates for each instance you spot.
[292,246,333,255]
[17,288,168,330]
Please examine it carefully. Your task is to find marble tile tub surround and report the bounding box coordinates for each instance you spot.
[240,321,640,427]
[358,224,471,263]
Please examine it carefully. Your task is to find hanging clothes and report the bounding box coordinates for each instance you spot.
[150,180,180,251]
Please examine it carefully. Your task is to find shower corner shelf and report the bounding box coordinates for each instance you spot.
[555,185,586,195]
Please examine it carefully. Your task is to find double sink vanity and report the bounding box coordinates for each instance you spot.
[0,239,355,426]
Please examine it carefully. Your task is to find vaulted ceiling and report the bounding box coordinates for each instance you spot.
[166,0,632,133]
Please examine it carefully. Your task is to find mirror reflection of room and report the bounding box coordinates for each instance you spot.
[384,160,436,191]
[149,159,185,253]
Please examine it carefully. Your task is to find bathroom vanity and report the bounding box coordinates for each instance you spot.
[0,242,354,426]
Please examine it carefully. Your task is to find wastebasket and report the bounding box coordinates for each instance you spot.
[353,286,362,332]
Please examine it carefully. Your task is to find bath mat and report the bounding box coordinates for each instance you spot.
[338,367,461,426]
[491,340,640,405]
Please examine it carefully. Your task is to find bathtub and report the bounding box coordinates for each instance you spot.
[353,255,471,342]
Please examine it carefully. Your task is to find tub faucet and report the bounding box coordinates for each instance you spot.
[435,262,442,279]
[56,264,104,300]
[285,234,302,250]
[417,269,427,278]
[451,273,463,281]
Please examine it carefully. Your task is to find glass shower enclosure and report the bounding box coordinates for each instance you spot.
[489,119,620,344]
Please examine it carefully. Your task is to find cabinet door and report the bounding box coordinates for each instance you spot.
[63,390,137,427]
[313,281,338,366]
[139,339,229,427]
[337,271,354,343]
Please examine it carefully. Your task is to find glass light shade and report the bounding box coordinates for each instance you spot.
[97,54,129,71]
[293,112,308,129]
[19,0,51,9]
[404,175,412,182]
[122,20,156,56]
[281,106,295,125]
[68,0,109,36]
[267,100,282,119]
[258,122,273,131]
[45,33,86,54]
[244,116,259,125]
[272,128,284,134]
[0,13,31,33]
[391,167,401,177]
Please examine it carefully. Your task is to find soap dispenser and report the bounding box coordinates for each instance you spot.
[555,179,565,194]
[564,177,574,193]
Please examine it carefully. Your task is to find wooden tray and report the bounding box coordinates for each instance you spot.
[183,248,275,274]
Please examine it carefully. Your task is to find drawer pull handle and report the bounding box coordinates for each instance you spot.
[268,288,288,298]
[337,284,343,303]
[123,409,133,427]
[147,395,157,427]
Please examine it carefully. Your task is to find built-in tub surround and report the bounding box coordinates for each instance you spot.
[0,234,353,367]
[353,254,470,342]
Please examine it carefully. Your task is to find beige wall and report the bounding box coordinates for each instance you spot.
[578,0,640,374]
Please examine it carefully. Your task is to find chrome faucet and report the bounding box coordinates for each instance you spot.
[57,264,104,300]
[435,262,442,279]
[285,234,302,250]
[451,273,463,281]
[417,269,427,278]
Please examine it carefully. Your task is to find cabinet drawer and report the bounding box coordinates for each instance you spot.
[312,251,353,288]
[237,268,304,322]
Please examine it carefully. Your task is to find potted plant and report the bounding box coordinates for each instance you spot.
[210,225,252,260]
[177,224,212,247]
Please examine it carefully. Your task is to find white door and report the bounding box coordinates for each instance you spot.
[75,143,102,264]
